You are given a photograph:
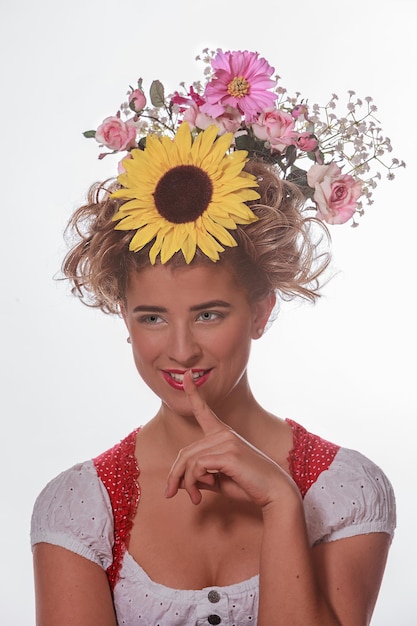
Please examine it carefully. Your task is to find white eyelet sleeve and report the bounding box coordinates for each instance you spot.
[30,460,114,570]
[304,448,396,546]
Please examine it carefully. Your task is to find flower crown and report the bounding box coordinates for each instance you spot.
[84,48,404,264]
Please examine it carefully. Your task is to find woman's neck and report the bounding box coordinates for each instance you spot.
[145,379,272,455]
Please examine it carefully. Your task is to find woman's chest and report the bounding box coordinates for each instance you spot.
[128,473,264,589]
[114,550,260,626]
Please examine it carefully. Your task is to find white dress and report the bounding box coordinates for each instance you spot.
[31,420,396,626]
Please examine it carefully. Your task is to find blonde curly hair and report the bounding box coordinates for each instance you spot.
[62,159,330,314]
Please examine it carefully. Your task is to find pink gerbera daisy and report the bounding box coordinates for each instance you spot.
[201,49,276,123]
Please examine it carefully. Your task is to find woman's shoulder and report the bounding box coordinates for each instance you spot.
[286,418,341,497]
[32,458,107,517]
[93,427,140,480]
[30,428,139,567]
[286,420,397,545]
[31,458,115,568]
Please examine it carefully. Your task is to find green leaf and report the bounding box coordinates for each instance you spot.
[309,149,325,164]
[235,134,275,162]
[83,130,96,138]
[287,166,307,185]
[234,134,253,151]
[287,166,315,200]
[283,144,297,168]
[150,80,165,107]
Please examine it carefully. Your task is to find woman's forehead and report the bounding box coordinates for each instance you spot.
[126,263,246,302]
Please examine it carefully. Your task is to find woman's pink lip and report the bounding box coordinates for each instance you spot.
[161,369,211,390]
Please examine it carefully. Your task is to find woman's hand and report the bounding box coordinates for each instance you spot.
[165,370,299,508]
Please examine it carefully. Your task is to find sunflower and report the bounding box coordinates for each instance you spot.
[111,122,260,264]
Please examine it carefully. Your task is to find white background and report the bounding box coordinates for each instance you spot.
[1,0,415,623]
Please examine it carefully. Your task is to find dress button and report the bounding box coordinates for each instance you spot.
[208,615,221,625]
[208,590,221,603]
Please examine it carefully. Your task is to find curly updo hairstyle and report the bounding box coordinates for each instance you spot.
[62,159,330,315]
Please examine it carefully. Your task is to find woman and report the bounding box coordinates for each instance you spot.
[31,49,396,625]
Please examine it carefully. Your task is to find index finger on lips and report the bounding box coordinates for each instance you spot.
[183,370,225,436]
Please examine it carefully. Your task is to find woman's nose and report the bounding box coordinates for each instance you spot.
[167,324,202,366]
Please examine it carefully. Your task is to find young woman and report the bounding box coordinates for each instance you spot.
[31,49,396,626]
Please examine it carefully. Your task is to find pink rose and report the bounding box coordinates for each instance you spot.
[307,163,362,224]
[291,104,309,120]
[296,132,318,152]
[251,108,296,152]
[129,88,146,112]
[95,116,137,151]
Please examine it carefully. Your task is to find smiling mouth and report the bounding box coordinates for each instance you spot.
[168,370,205,382]
[162,369,211,389]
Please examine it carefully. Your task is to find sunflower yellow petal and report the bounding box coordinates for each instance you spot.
[160,238,178,264]
[168,224,189,250]
[204,210,239,229]
[181,235,197,264]
[149,232,165,265]
[173,122,192,161]
[196,228,224,261]
[191,126,225,164]
[129,222,161,251]
[202,216,238,245]
[113,202,158,224]
[211,200,258,222]
[220,161,255,182]
[203,132,234,165]
[181,223,196,245]
[214,177,259,195]
[114,215,149,230]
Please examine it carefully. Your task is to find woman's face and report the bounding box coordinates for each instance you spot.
[122,263,274,418]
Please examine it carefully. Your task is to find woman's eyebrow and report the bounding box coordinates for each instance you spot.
[132,300,231,314]
[189,300,231,312]
[132,305,167,313]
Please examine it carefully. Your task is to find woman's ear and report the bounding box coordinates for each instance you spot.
[251,292,276,339]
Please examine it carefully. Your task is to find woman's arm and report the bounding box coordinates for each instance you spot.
[259,498,390,625]
[33,543,117,626]
[312,532,391,625]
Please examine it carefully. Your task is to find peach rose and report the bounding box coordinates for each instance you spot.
[307,163,362,224]
[183,103,241,135]
[215,106,242,134]
[251,108,296,152]
[183,102,217,131]
[95,116,137,151]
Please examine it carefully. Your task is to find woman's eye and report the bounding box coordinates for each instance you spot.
[141,314,163,324]
[198,311,219,322]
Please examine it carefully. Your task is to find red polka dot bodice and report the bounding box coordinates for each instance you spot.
[93,420,340,588]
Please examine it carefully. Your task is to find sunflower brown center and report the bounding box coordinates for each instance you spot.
[154,165,213,223]
[227,76,250,98]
